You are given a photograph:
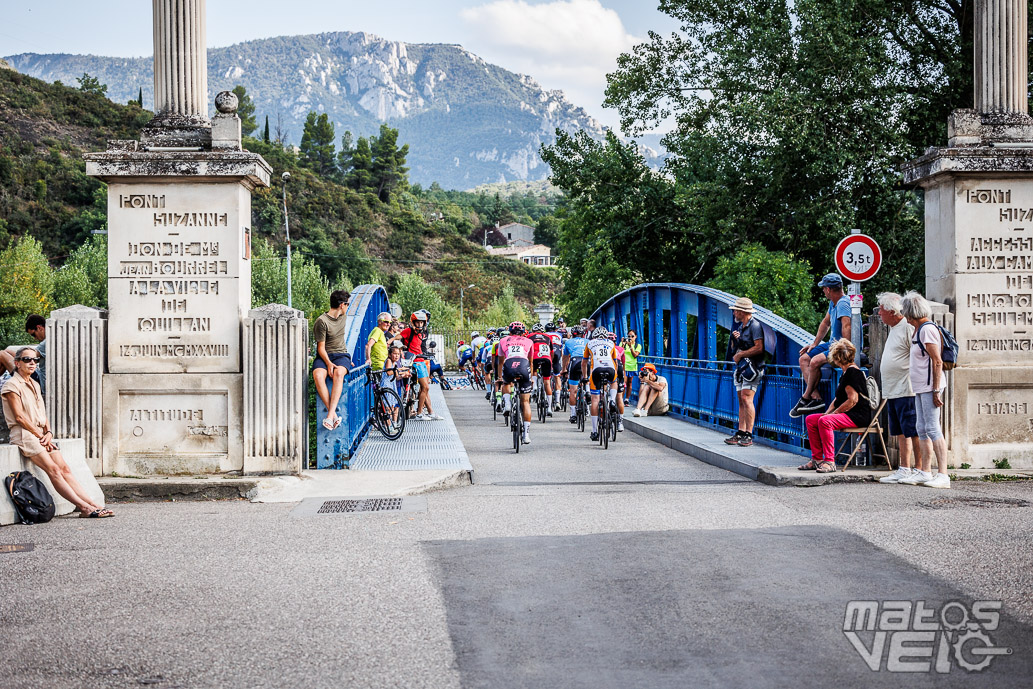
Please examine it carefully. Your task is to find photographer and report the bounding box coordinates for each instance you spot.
[632,363,668,417]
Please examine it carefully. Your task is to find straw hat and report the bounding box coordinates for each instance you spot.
[729,297,755,314]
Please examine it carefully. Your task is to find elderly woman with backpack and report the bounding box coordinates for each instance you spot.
[799,339,871,474]
[899,291,951,489]
[1,346,112,518]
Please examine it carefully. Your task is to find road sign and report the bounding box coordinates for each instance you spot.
[835,234,882,282]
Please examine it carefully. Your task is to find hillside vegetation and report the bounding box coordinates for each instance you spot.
[0,68,560,340]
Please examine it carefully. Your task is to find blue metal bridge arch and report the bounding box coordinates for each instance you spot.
[591,283,821,456]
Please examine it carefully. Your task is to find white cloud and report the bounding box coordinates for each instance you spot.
[459,0,640,120]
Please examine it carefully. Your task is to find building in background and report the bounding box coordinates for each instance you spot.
[487,243,555,267]
[498,222,535,247]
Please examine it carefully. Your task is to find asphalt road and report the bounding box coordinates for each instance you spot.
[1,388,1031,688]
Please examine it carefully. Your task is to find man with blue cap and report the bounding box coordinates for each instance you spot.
[790,273,852,418]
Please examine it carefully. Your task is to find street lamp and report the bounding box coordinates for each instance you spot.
[460,283,475,331]
[281,171,293,309]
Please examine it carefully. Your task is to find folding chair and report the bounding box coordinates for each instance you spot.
[835,400,892,472]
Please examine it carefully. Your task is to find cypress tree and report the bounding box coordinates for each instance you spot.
[263,115,270,142]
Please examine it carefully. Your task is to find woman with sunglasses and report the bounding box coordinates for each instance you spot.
[1,347,112,518]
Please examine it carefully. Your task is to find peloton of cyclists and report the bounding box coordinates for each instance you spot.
[496,322,535,445]
[582,326,622,441]
[544,322,565,411]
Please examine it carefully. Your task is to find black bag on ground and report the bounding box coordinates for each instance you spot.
[5,471,56,524]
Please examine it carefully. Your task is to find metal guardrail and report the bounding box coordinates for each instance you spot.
[633,357,836,456]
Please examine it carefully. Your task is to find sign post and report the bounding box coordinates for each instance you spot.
[835,231,882,364]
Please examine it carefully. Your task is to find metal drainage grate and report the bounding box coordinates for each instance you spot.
[921,496,1030,510]
[317,498,404,514]
[0,544,34,554]
[290,495,428,518]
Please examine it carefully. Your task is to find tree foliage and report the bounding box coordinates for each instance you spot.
[339,124,410,202]
[299,112,337,176]
[0,236,54,342]
[393,271,460,331]
[76,73,107,96]
[53,235,108,309]
[250,237,331,323]
[231,84,258,136]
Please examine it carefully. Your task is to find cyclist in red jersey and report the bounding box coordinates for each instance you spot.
[497,321,535,444]
[529,324,555,418]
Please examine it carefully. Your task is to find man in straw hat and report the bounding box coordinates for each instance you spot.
[725,296,765,447]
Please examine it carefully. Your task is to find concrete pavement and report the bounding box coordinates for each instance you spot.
[1,388,1031,688]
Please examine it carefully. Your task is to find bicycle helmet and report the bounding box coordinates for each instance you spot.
[591,327,608,340]
[410,311,428,323]
[544,322,555,331]
[531,323,545,333]
[471,331,480,338]
[416,308,431,320]
[509,321,526,335]
[458,340,465,346]
[570,326,582,337]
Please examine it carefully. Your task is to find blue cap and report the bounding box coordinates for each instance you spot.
[818,273,843,288]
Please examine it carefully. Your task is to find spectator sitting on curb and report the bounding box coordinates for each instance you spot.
[312,290,352,431]
[791,274,851,418]
[1,314,48,398]
[799,339,870,474]
[632,363,669,417]
[898,291,950,489]
[725,297,765,448]
[875,293,923,485]
[1,346,112,518]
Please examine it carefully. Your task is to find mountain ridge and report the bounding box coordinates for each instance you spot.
[6,31,649,189]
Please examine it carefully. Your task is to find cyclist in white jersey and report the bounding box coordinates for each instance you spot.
[582,326,620,441]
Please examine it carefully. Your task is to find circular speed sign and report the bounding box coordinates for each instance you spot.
[835,234,882,282]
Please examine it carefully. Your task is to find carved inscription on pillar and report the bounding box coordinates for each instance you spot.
[967,386,1033,444]
[954,181,1033,363]
[107,183,249,373]
[118,391,229,455]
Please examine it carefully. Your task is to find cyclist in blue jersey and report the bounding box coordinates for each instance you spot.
[561,326,589,424]
[456,340,474,373]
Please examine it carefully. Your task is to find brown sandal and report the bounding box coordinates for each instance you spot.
[815,461,837,473]
[798,460,819,471]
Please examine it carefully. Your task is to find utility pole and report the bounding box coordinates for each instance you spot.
[281,171,293,309]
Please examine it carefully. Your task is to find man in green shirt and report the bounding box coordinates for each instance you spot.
[313,290,351,430]
[365,312,392,372]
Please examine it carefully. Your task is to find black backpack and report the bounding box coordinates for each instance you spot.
[5,471,55,524]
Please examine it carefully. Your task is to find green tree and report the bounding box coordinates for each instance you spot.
[299,112,337,177]
[76,73,107,97]
[54,235,108,309]
[250,237,330,324]
[478,284,532,326]
[262,115,270,143]
[534,215,560,247]
[392,271,460,331]
[0,236,55,342]
[369,124,410,202]
[231,85,258,136]
[705,243,821,331]
[601,0,932,302]
[485,192,515,228]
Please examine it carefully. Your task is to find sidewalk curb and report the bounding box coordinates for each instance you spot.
[393,469,473,495]
[99,477,259,502]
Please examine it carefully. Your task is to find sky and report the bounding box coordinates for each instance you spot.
[0,0,681,131]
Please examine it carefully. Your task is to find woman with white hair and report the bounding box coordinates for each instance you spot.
[898,291,950,489]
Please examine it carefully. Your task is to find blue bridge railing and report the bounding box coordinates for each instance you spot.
[592,283,835,456]
[315,284,390,469]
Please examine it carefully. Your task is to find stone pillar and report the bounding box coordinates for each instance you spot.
[84,0,272,476]
[45,306,107,475]
[903,2,1033,469]
[142,0,211,147]
[974,0,1027,114]
[243,305,309,474]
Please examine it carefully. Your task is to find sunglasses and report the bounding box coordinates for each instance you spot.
[18,357,40,363]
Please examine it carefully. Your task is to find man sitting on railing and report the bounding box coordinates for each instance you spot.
[313,290,352,431]
[632,364,669,417]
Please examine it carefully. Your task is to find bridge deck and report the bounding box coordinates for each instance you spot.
[349,383,474,472]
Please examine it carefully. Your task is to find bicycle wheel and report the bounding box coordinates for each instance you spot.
[610,402,619,442]
[512,404,521,453]
[601,399,608,449]
[374,388,405,440]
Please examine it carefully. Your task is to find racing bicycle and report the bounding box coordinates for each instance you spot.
[366,369,405,440]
